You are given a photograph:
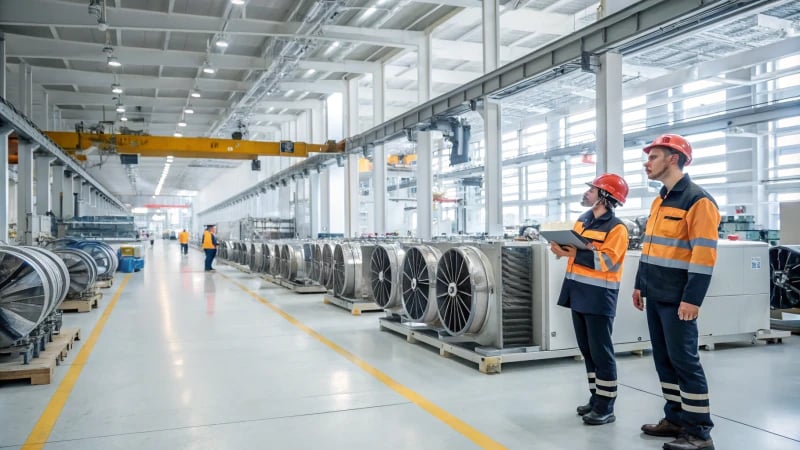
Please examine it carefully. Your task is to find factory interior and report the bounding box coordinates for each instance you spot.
[1,0,799,449]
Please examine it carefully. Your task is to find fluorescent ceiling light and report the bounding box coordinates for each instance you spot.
[190,90,201,98]
[111,83,123,94]
[120,116,128,122]
[178,121,187,127]
[184,108,194,114]
[203,66,216,74]
[174,132,183,137]
[107,55,121,67]
[231,0,245,4]
[215,38,229,48]
[116,105,125,113]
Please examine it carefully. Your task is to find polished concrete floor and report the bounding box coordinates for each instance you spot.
[1,241,799,449]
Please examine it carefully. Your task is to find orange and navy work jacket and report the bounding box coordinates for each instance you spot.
[201,230,217,249]
[635,175,720,306]
[557,210,629,317]
[178,231,190,244]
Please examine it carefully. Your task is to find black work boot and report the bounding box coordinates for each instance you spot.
[582,410,616,425]
[576,403,592,416]
[642,418,682,437]
[663,434,715,450]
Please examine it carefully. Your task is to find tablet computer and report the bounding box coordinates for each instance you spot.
[539,230,592,249]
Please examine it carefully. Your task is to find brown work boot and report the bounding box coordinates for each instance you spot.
[663,434,715,450]
[641,418,682,437]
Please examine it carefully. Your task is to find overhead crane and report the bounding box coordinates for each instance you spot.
[44,131,345,161]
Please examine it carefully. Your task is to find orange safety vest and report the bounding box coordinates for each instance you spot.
[202,230,216,249]
[178,231,190,244]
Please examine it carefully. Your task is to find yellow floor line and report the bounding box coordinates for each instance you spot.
[22,275,132,450]
[221,273,507,450]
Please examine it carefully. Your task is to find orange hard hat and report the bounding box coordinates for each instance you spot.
[643,134,693,166]
[588,173,629,206]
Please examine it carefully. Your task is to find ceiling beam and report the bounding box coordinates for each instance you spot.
[411,0,481,7]
[21,65,250,92]
[4,34,267,70]
[48,91,230,108]
[0,0,421,48]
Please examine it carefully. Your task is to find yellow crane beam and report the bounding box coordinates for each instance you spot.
[45,131,344,160]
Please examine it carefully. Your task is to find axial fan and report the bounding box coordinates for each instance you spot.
[322,243,336,290]
[270,243,282,276]
[333,243,363,298]
[310,243,323,283]
[435,246,494,337]
[280,243,306,282]
[54,248,98,295]
[369,243,405,310]
[769,245,800,309]
[401,245,442,324]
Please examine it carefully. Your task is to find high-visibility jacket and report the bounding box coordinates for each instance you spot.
[635,175,720,306]
[178,231,190,244]
[202,230,217,249]
[557,209,629,317]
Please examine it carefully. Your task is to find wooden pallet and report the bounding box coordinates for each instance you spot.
[0,328,80,385]
[279,279,328,294]
[59,292,102,313]
[323,294,383,315]
[95,278,113,289]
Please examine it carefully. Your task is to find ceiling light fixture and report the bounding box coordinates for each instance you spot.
[178,121,187,127]
[111,83,123,94]
[190,90,201,98]
[120,116,128,122]
[203,66,216,75]
[285,89,295,96]
[231,0,245,4]
[174,132,183,137]
[184,108,194,114]
[215,37,229,48]
[115,104,125,113]
[107,54,121,67]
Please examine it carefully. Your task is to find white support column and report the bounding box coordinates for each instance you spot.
[482,100,503,236]
[310,172,320,238]
[17,140,38,244]
[0,126,12,241]
[596,51,624,175]
[344,77,360,237]
[42,91,49,130]
[482,0,500,72]
[63,171,75,219]
[372,65,386,234]
[24,64,33,117]
[417,131,433,239]
[311,101,325,143]
[0,34,6,99]
[35,153,54,215]
[418,33,432,104]
[319,169,330,234]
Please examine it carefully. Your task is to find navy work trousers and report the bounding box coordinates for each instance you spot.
[647,299,713,440]
[204,249,216,271]
[572,310,617,414]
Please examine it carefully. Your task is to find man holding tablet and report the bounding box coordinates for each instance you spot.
[549,173,630,426]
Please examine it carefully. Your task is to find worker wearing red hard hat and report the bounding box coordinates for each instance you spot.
[634,134,720,450]
[552,172,630,426]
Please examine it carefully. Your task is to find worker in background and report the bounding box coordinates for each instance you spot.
[147,232,154,247]
[178,229,190,256]
[551,173,629,426]
[633,134,720,450]
[202,225,218,272]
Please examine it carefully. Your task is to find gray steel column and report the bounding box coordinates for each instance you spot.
[596,51,624,175]
[24,63,33,117]
[0,125,12,241]
[0,34,6,99]
[482,100,503,237]
[372,65,386,234]
[35,153,54,215]
[319,169,330,235]
[482,0,499,72]
[62,171,75,220]
[17,140,38,244]
[345,77,360,238]
[43,91,49,130]
[417,131,433,240]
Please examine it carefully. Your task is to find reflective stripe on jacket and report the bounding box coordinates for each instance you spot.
[202,231,217,249]
[635,175,720,306]
[557,209,628,317]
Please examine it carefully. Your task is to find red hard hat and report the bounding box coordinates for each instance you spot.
[643,134,693,166]
[588,173,629,206]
